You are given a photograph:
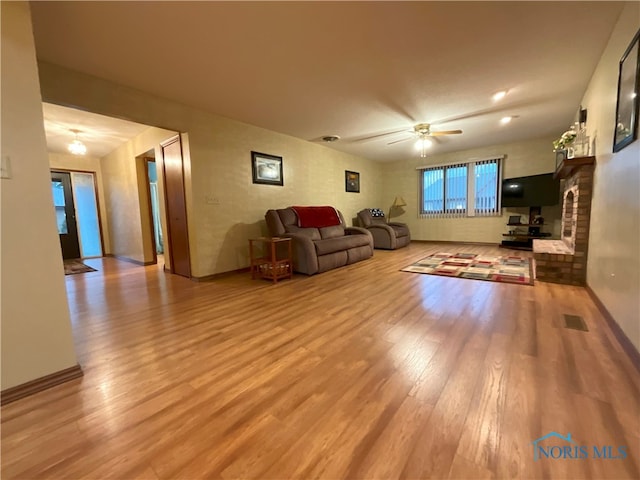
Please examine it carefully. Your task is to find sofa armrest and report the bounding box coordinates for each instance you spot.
[366,224,395,235]
[345,226,373,250]
[281,233,319,275]
[345,226,371,236]
[387,222,410,241]
[364,224,395,249]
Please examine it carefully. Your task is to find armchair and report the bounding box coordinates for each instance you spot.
[357,208,411,250]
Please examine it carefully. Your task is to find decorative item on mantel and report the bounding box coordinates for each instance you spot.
[553,126,577,160]
[573,107,590,157]
[573,122,590,157]
[553,108,590,161]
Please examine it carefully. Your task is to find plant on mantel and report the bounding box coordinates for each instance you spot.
[552,126,577,151]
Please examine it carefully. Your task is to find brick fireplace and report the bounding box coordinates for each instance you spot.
[533,157,595,285]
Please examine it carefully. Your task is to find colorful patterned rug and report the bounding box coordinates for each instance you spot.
[401,252,533,285]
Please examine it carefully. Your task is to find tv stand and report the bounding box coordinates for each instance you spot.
[500,206,550,251]
[500,232,551,251]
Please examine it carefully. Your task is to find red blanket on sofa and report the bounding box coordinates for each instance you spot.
[292,206,341,228]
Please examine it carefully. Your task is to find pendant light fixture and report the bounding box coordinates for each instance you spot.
[68,129,87,155]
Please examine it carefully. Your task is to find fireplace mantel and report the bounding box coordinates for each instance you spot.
[554,155,595,180]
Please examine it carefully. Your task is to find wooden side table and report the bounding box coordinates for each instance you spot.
[249,237,292,283]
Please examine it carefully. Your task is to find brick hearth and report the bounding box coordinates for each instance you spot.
[533,159,594,285]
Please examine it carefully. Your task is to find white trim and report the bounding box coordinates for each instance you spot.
[467,161,476,216]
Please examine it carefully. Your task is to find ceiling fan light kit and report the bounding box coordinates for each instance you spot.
[415,137,433,157]
[492,90,507,101]
[387,122,463,158]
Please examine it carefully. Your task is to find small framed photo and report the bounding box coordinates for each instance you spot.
[345,170,360,193]
[251,151,283,186]
[613,29,640,153]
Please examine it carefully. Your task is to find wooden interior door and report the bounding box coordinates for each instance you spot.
[161,136,191,277]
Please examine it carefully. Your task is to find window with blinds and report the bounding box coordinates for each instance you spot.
[420,157,502,218]
[474,158,501,216]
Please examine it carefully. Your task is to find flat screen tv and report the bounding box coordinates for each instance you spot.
[501,173,560,207]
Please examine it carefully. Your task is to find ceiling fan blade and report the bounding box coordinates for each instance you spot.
[429,130,463,136]
[387,136,413,145]
[352,128,412,143]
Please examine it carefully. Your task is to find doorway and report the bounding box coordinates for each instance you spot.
[51,170,103,260]
[147,158,164,255]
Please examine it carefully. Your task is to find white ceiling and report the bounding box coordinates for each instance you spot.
[31,2,624,162]
[43,103,150,158]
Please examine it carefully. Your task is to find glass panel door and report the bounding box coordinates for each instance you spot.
[51,180,68,234]
[71,172,102,258]
[51,171,81,259]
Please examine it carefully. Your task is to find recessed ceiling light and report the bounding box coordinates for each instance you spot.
[493,91,507,101]
[500,116,513,124]
[322,135,340,142]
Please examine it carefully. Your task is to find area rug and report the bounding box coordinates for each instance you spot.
[401,252,533,285]
[64,260,97,275]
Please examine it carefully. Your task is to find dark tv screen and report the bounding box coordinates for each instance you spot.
[501,173,560,207]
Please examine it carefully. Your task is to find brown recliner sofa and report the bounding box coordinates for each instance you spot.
[265,207,373,275]
[357,208,411,250]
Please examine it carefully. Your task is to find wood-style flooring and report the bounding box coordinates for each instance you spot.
[2,243,639,479]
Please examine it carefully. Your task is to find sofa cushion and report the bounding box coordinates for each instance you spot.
[314,234,370,256]
[317,251,348,273]
[347,245,373,264]
[319,225,345,239]
[278,208,298,227]
[284,224,321,240]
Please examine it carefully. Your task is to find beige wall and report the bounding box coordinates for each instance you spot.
[100,127,177,264]
[381,136,561,242]
[48,152,110,253]
[38,63,383,278]
[1,2,78,389]
[581,2,640,351]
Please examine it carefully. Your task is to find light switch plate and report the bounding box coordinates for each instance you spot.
[1,155,11,179]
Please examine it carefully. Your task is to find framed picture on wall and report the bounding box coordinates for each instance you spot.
[251,151,283,186]
[345,170,360,193]
[613,29,640,153]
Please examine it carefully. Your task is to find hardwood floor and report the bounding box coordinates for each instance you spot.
[2,243,639,479]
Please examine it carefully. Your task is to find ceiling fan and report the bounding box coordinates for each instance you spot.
[388,123,463,157]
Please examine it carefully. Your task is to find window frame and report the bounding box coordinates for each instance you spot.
[419,157,502,218]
